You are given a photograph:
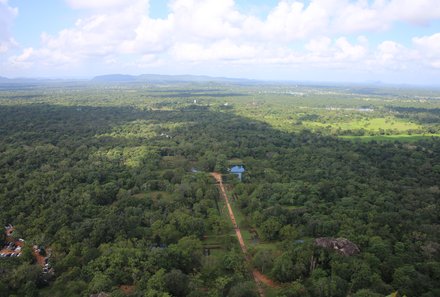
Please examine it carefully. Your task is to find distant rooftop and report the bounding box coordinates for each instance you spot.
[230,165,245,173]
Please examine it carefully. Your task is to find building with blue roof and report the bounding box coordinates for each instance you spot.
[230,165,245,181]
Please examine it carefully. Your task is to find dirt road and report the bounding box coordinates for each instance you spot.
[211,173,278,297]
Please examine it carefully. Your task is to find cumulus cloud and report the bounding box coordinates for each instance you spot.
[12,1,149,68]
[65,0,145,10]
[413,33,440,56]
[120,17,174,54]
[385,0,440,25]
[0,0,18,54]
[171,39,259,62]
[170,0,243,41]
[5,0,440,81]
[300,36,370,68]
[258,1,328,41]
[370,40,421,71]
[334,37,368,61]
[305,37,332,53]
[377,41,406,64]
[413,33,440,68]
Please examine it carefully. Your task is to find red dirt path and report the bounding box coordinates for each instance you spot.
[211,173,279,296]
[120,285,135,295]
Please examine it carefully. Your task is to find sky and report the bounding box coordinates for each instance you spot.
[1,0,440,85]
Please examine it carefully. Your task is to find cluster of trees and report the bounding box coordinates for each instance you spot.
[0,99,263,296]
[0,84,439,296]
[232,133,440,296]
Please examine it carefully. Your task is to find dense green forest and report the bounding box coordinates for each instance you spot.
[0,83,439,297]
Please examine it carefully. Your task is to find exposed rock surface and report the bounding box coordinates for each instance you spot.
[315,237,360,256]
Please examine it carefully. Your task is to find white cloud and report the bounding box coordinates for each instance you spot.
[13,47,33,63]
[171,39,259,62]
[333,37,367,61]
[377,41,405,62]
[65,0,145,10]
[305,37,332,53]
[170,0,242,41]
[413,33,440,68]
[120,17,174,54]
[0,0,18,54]
[300,36,369,68]
[385,0,440,25]
[13,1,149,68]
[413,33,440,56]
[10,46,77,69]
[333,0,386,33]
[4,0,440,82]
[371,40,420,71]
[258,0,329,41]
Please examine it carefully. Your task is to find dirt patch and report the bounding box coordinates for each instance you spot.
[120,285,135,295]
[253,270,278,288]
[33,247,47,267]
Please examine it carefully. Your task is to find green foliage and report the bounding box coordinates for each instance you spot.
[169,236,203,273]
[392,265,426,297]
[352,289,383,297]
[271,253,296,282]
[88,272,113,294]
[147,269,167,293]
[0,83,439,296]
[164,269,189,297]
[278,281,310,297]
[252,249,275,274]
[221,249,247,277]
[227,281,258,297]
[259,217,282,241]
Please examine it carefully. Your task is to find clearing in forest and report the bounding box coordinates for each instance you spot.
[304,117,421,133]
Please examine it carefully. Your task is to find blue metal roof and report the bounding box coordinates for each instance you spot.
[230,165,245,173]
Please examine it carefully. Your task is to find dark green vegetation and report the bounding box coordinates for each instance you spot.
[0,82,439,297]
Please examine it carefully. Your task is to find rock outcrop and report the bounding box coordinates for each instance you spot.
[315,237,360,256]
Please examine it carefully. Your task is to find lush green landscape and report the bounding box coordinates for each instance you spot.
[0,81,439,297]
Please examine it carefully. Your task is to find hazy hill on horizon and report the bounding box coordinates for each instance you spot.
[91,73,256,84]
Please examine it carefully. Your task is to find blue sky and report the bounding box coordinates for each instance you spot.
[1,0,440,85]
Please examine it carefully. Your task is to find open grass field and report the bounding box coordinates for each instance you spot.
[304,117,422,132]
[340,134,440,142]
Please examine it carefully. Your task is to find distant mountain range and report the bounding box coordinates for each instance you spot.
[0,76,12,83]
[1,75,439,88]
[91,74,255,84]
[0,74,256,85]
[0,76,72,84]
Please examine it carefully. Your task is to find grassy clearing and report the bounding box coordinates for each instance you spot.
[224,189,256,247]
[206,248,225,257]
[202,234,233,261]
[305,117,421,132]
[264,286,282,297]
[160,155,188,169]
[131,192,147,199]
[229,200,245,226]
[340,134,440,142]
[217,196,235,231]
[255,242,279,251]
[203,234,231,245]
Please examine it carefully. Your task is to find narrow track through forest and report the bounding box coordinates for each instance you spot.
[211,173,279,297]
